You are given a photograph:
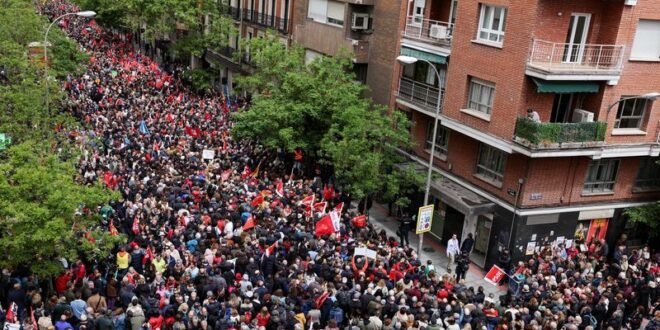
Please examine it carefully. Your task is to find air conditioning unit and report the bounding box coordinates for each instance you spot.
[624,0,637,6]
[429,24,449,39]
[351,13,370,30]
[572,109,594,123]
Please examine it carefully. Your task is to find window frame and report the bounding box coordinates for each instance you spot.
[467,78,496,116]
[634,157,660,192]
[615,97,649,129]
[424,121,449,159]
[583,159,620,194]
[475,143,507,186]
[477,4,507,45]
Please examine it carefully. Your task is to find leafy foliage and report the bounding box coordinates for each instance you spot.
[625,201,660,238]
[0,0,88,143]
[0,142,124,276]
[75,0,237,57]
[233,33,420,201]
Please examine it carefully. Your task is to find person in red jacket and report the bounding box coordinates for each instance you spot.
[256,307,271,327]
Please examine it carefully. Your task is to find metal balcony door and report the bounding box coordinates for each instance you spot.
[412,0,425,27]
[563,13,591,64]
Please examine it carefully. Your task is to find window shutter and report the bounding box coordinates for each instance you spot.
[326,1,345,24]
[308,0,327,22]
[631,20,660,60]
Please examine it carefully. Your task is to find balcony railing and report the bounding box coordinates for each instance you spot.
[514,117,607,148]
[397,77,442,113]
[228,7,241,20]
[402,16,453,48]
[528,39,625,73]
[243,9,288,33]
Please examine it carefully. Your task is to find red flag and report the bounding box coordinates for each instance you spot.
[265,241,278,256]
[313,201,327,215]
[351,215,367,228]
[132,217,140,234]
[243,215,255,231]
[142,246,155,265]
[299,195,315,207]
[6,302,17,323]
[315,215,335,237]
[276,181,284,197]
[334,202,344,215]
[109,219,119,236]
[251,194,264,208]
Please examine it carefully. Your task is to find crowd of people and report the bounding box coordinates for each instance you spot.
[1,2,659,329]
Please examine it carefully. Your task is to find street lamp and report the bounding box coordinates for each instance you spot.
[396,55,442,256]
[606,92,660,115]
[44,10,96,116]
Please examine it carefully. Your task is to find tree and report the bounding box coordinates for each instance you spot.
[233,32,421,202]
[0,0,88,142]
[74,0,236,59]
[0,141,124,277]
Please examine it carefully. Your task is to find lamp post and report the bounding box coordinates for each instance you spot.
[44,11,96,116]
[396,55,442,256]
[606,92,660,115]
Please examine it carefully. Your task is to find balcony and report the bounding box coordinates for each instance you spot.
[243,9,289,33]
[228,7,241,20]
[513,117,607,149]
[397,77,442,114]
[401,16,452,56]
[526,40,625,82]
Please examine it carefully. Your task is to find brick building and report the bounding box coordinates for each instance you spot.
[204,0,294,90]
[392,0,660,269]
[290,0,401,105]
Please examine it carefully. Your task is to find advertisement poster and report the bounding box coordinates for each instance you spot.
[416,204,434,234]
[586,218,609,244]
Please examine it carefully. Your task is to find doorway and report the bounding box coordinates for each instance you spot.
[442,206,465,246]
[551,93,575,123]
[471,215,492,267]
[563,13,591,64]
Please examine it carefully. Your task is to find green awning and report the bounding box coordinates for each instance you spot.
[400,46,447,64]
[531,78,600,93]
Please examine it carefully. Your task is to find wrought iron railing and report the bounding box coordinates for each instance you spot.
[528,39,625,72]
[397,77,442,113]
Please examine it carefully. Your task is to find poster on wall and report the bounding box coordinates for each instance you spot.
[586,218,609,244]
[574,222,588,241]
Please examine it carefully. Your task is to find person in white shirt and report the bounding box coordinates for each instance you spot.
[527,108,541,123]
[446,234,460,272]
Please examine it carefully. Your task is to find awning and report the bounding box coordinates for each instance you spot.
[400,46,447,65]
[396,163,495,216]
[532,78,600,93]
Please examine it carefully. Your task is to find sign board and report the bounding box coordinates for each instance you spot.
[3,323,20,330]
[202,149,215,160]
[354,247,377,259]
[483,265,507,285]
[415,204,434,234]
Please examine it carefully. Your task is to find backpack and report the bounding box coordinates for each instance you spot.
[330,306,344,324]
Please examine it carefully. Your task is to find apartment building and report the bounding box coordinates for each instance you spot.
[393,0,660,269]
[291,0,401,105]
[204,0,294,90]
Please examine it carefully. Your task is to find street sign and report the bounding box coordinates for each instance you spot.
[415,204,434,234]
[483,265,507,285]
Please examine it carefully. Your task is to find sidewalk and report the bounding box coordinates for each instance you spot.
[368,202,507,298]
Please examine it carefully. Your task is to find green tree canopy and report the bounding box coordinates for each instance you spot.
[0,141,124,276]
[232,32,421,202]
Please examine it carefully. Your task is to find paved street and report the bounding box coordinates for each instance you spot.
[368,202,507,298]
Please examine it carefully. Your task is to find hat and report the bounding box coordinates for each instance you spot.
[80,314,88,321]
[522,285,530,292]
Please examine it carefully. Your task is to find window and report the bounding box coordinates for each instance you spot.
[615,97,649,129]
[475,143,506,185]
[425,121,449,158]
[583,159,619,194]
[468,78,495,115]
[635,157,660,191]
[308,0,344,26]
[631,20,660,60]
[477,4,507,44]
